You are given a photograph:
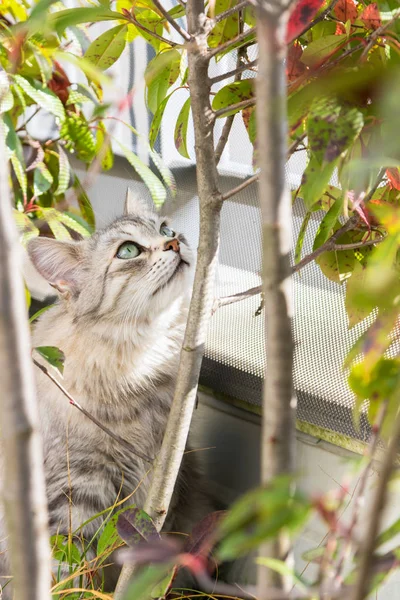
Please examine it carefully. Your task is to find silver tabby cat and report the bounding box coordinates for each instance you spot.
[0,190,206,597]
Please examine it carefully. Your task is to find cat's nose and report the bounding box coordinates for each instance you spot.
[163,238,180,253]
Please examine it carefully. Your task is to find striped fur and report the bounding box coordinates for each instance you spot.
[0,195,208,597]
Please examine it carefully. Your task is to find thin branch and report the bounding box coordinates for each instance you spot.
[208,26,256,59]
[210,58,258,84]
[221,171,259,201]
[214,0,250,23]
[151,0,192,41]
[215,114,235,165]
[331,402,388,590]
[296,0,340,39]
[32,358,154,464]
[214,24,247,165]
[212,220,386,312]
[130,15,179,47]
[360,9,400,60]
[351,407,400,600]
[0,114,51,600]
[214,97,256,118]
[16,107,41,132]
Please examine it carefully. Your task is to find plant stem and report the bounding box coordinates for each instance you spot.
[114,0,223,596]
[214,0,250,23]
[256,3,295,595]
[214,97,256,118]
[0,112,51,599]
[208,27,256,58]
[32,358,154,464]
[351,408,400,600]
[151,0,192,41]
[210,59,258,85]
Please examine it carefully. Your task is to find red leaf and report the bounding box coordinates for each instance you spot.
[333,0,358,24]
[286,0,325,43]
[386,168,400,191]
[335,22,346,35]
[360,2,381,30]
[286,41,307,82]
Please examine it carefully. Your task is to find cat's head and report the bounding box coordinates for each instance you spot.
[27,189,194,324]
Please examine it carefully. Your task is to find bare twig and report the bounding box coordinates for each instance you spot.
[360,10,400,60]
[32,358,154,464]
[114,0,224,596]
[219,132,306,202]
[210,59,258,84]
[215,23,247,166]
[151,0,192,41]
[130,15,179,47]
[0,114,51,600]
[332,402,388,591]
[214,0,250,23]
[351,407,400,600]
[214,97,256,118]
[208,26,256,58]
[221,171,259,201]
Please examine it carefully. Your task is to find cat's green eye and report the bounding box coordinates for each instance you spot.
[160,225,175,238]
[116,242,141,259]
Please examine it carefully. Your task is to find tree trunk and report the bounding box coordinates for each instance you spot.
[114,1,223,596]
[256,5,296,595]
[0,124,51,597]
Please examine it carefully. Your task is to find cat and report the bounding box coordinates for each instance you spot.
[0,189,208,597]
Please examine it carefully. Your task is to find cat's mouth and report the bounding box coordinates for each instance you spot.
[154,257,189,295]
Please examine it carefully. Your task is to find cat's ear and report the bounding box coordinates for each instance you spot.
[124,187,154,216]
[27,237,84,298]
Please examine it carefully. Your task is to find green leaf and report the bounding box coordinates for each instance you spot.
[72,175,95,230]
[124,565,173,600]
[256,558,308,593]
[95,122,114,171]
[29,0,59,22]
[174,97,191,159]
[34,162,53,196]
[301,34,346,67]
[145,49,181,114]
[55,52,111,86]
[0,81,13,114]
[349,359,400,411]
[149,148,176,197]
[301,155,339,211]
[47,8,125,35]
[35,346,65,376]
[29,303,54,324]
[216,476,310,561]
[295,211,311,264]
[25,285,31,310]
[13,210,39,246]
[60,113,96,163]
[208,0,240,49]
[39,208,72,240]
[212,79,254,117]
[14,75,65,122]
[85,24,128,71]
[345,260,374,328]
[313,198,342,251]
[308,97,364,166]
[115,140,167,207]
[377,517,400,548]
[3,114,27,199]
[56,211,91,238]
[134,8,165,51]
[316,243,355,284]
[149,92,173,149]
[55,145,71,196]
